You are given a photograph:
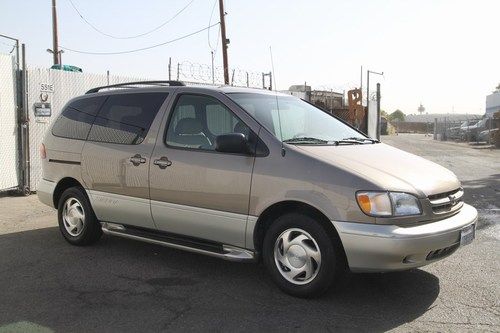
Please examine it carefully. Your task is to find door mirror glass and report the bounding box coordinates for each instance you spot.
[215,133,252,155]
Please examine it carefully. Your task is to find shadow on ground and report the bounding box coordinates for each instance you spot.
[0,227,439,332]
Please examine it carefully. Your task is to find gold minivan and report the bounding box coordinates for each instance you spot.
[38,81,477,297]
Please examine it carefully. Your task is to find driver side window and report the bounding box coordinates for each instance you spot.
[165,94,250,151]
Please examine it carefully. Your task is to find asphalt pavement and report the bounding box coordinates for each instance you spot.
[0,134,498,332]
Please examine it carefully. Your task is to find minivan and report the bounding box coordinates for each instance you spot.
[38,81,478,297]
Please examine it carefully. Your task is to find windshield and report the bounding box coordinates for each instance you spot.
[227,93,369,144]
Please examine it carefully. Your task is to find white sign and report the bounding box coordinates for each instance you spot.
[40,83,54,93]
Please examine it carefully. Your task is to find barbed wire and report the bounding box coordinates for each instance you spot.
[175,61,264,88]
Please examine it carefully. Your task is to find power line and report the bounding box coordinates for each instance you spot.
[60,22,220,55]
[207,0,218,51]
[67,0,196,39]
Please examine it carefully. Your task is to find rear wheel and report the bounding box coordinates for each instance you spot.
[263,213,341,297]
[57,187,102,245]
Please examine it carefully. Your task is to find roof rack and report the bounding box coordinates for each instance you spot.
[86,80,185,94]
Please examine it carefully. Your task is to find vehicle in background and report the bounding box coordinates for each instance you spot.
[478,128,499,144]
[448,120,478,140]
[463,117,500,142]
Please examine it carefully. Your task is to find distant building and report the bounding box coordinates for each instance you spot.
[310,90,344,110]
[486,92,500,117]
[285,84,312,100]
[283,85,344,110]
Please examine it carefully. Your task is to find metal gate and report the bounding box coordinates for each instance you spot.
[0,53,18,191]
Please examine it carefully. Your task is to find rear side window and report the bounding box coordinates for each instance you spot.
[51,96,106,140]
[87,93,168,145]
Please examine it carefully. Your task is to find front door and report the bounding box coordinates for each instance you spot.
[149,93,255,247]
[81,92,169,229]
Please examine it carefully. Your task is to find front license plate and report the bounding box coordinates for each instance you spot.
[460,223,475,246]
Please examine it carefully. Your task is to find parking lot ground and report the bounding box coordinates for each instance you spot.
[0,134,498,332]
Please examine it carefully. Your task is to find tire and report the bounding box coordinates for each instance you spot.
[57,187,102,246]
[263,213,342,298]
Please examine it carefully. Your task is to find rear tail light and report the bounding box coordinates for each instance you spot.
[40,143,47,159]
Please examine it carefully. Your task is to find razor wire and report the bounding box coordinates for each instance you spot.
[175,61,264,88]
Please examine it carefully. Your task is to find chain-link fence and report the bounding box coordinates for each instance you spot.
[0,34,24,193]
[434,115,485,142]
[0,52,18,191]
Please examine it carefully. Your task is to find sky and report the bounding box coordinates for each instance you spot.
[0,0,498,115]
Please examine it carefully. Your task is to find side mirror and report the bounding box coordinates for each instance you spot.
[215,133,253,155]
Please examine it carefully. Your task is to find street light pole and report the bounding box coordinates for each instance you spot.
[366,70,383,103]
[366,69,384,136]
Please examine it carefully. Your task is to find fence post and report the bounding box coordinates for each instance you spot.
[19,43,30,194]
[376,83,381,140]
[433,118,437,140]
[168,57,172,80]
[488,115,492,145]
[106,70,110,85]
[246,72,249,87]
[176,63,180,80]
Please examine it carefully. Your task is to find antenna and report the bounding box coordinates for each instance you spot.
[269,46,285,157]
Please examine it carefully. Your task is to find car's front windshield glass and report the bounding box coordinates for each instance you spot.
[227,93,371,144]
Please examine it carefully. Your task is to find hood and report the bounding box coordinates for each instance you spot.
[296,143,460,197]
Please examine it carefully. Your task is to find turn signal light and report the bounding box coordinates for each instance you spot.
[357,194,372,213]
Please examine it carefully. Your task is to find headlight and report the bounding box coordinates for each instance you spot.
[356,191,422,217]
[390,192,421,216]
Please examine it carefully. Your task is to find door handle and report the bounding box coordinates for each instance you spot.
[130,154,146,166]
[153,156,172,169]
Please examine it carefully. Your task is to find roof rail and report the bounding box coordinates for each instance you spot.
[86,80,185,94]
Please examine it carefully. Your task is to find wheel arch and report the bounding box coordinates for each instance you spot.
[252,200,347,264]
[53,177,85,208]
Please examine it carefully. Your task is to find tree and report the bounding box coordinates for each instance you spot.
[496,83,500,92]
[380,109,388,118]
[388,109,405,122]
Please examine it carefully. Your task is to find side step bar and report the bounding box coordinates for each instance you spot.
[101,222,255,262]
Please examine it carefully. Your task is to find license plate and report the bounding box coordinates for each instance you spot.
[460,223,475,246]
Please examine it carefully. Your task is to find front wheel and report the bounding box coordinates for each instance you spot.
[57,187,102,246]
[263,213,341,298]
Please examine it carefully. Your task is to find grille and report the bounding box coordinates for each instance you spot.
[428,188,464,214]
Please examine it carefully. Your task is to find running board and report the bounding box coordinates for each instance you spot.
[101,222,255,262]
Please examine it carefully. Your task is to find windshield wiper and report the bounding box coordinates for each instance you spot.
[341,137,379,144]
[283,137,329,144]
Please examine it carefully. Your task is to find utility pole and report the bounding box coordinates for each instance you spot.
[360,65,363,104]
[51,0,60,65]
[218,0,229,85]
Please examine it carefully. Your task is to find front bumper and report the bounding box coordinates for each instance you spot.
[37,178,56,208]
[333,203,478,272]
